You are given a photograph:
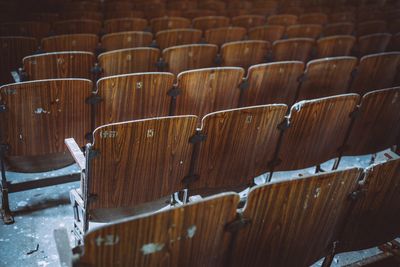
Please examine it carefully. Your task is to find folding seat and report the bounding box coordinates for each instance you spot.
[297,57,357,101]
[247,25,285,43]
[316,35,355,58]
[174,67,244,118]
[53,19,102,35]
[230,168,361,267]
[220,40,270,69]
[162,44,218,75]
[98,48,160,77]
[192,16,230,31]
[94,73,174,127]
[103,10,145,20]
[184,9,217,19]
[100,31,153,51]
[298,12,328,25]
[204,27,246,46]
[231,15,266,29]
[150,17,191,33]
[275,94,359,171]
[267,14,298,27]
[103,18,148,34]
[22,52,95,80]
[0,21,50,40]
[357,33,392,57]
[0,79,92,223]
[61,11,103,21]
[323,22,354,37]
[286,24,322,39]
[357,20,387,36]
[41,34,99,53]
[155,29,202,50]
[329,11,355,23]
[350,52,400,95]
[272,38,314,62]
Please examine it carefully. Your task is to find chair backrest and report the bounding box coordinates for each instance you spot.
[286,24,322,39]
[156,29,202,50]
[192,16,230,31]
[98,48,160,77]
[357,33,392,57]
[0,21,50,39]
[329,11,355,23]
[150,16,191,33]
[231,15,266,29]
[185,9,217,19]
[297,57,357,101]
[79,192,240,267]
[240,61,304,106]
[0,79,91,172]
[204,27,247,46]
[272,38,314,62]
[221,40,270,69]
[323,22,354,37]
[103,18,148,33]
[162,44,218,75]
[316,35,355,58]
[87,116,197,211]
[101,31,153,51]
[61,11,103,21]
[198,0,226,12]
[350,52,400,95]
[299,12,328,25]
[175,67,244,118]
[247,25,285,43]
[276,94,359,171]
[23,51,95,80]
[357,20,387,36]
[41,34,99,53]
[267,14,298,26]
[230,168,361,267]
[104,10,145,20]
[53,19,102,35]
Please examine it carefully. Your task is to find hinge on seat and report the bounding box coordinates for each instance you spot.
[0,104,7,112]
[214,55,222,65]
[91,63,103,75]
[156,59,167,71]
[239,79,249,91]
[85,95,102,105]
[149,41,159,49]
[84,132,93,142]
[167,87,181,97]
[189,133,207,144]
[225,215,251,233]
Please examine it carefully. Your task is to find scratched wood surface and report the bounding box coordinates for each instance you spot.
[192,16,230,31]
[230,168,361,267]
[95,72,174,128]
[104,18,148,34]
[156,29,202,50]
[53,19,102,35]
[204,27,246,46]
[344,87,400,156]
[267,14,298,26]
[350,52,400,95]
[99,48,160,77]
[175,67,244,118]
[299,12,328,24]
[80,193,239,267]
[150,17,191,33]
[316,35,355,58]
[323,23,355,36]
[231,15,266,29]
[286,24,322,39]
[221,40,270,69]
[0,21,50,39]
[276,94,359,171]
[357,33,392,57]
[297,57,357,101]
[61,11,103,21]
[240,61,304,106]
[357,20,387,36]
[273,38,314,62]
[41,34,99,53]
[191,105,287,192]
[247,25,285,43]
[163,44,218,76]
[88,116,197,210]
[101,31,153,51]
[0,79,92,172]
[23,51,95,80]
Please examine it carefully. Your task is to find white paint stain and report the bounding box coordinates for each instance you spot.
[314,187,321,198]
[141,243,164,255]
[34,108,49,114]
[187,225,197,238]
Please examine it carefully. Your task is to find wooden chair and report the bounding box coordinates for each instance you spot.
[231,15,266,29]
[357,33,392,57]
[272,38,314,62]
[103,10,145,20]
[167,1,197,11]
[286,24,322,39]
[198,0,226,12]
[150,17,191,33]
[297,57,357,101]
[103,18,148,34]
[299,12,328,25]
[323,22,354,37]
[155,29,202,50]
[184,9,217,19]
[247,25,285,43]
[53,19,102,35]
[61,11,103,21]
[0,21,50,40]
[267,14,298,27]
[100,31,153,51]
[98,48,160,77]
[62,1,100,13]
[357,20,387,36]
[204,27,246,46]
[103,1,133,14]
[192,16,230,31]
[220,40,270,69]
[316,35,356,58]
[22,51,95,80]
[329,11,355,23]
[174,67,244,118]
[41,34,99,53]
[350,52,400,95]
[94,72,175,127]
[162,44,218,75]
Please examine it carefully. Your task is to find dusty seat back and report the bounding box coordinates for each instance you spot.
[150,16,191,33]
[204,27,246,46]
[231,15,266,29]
[247,25,285,43]
[41,34,99,53]
[357,33,392,57]
[299,12,328,25]
[323,22,354,36]
[156,29,202,50]
[316,35,355,58]
[286,24,322,39]
[272,38,314,62]
[103,18,148,33]
[100,31,153,51]
[221,40,270,69]
[356,20,387,36]
[192,16,230,31]
[267,14,298,26]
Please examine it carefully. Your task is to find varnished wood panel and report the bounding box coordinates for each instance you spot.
[338,159,400,252]
[221,40,270,69]
[41,34,99,53]
[156,29,202,50]
[80,193,239,267]
[191,105,287,192]
[297,57,357,101]
[317,35,355,58]
[95,72,174,127]
[231,15,266,29]
[61,11,103,21]
[104,18,148,34]
[0,21,50,40]
[273,38,314,62]
[230,168,361,267]
[240,61,304,106]
[267,14,298,27]
[150,17,191,33]
[23,51,95,80]
[175,67,244,118]
[162,44,218,75]
[88,116,197,210]
[286,24,322,39]
[323,22,355,37]
[247,25,285,43]
[276,94,359,171]
[192,16,230,31]
[0,79,92,172]
[299,12,328,25]
[357,20,387,36]
[358,33,392,57]
[350,52,400,95]
[345,87,400,156]
[53,19,102,35]
[101,31,153,51]
[204,27,246,46]
[98,48,160,77]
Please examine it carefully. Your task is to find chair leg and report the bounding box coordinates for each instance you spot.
[1,157,14,224]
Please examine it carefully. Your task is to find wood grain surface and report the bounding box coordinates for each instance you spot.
[192,16,230,31]
[316,35,355,58]
[286,24,322,39]
[156,29,202,50]
[41,34,99,53]
[357,33,392,57]
[104,18,148,34]
[323,23,355,37]
[53,19,102,35]
[357,20,387,36]
[184,9,217,19]
[221,40,270,69]
[299,12,328,24]
[101,31,153,51]
[0,21,50,39]
[329,12,355,23]
[231,15,266,29]
[272,38,314,62]
[150,17,191,33]
[61,11,103,21]
[204,27,246,46]
[247,25,285,43]
[104,10,145,20]
[267,14,298,26]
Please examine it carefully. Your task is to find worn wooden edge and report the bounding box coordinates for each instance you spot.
[287,23,322,30]
[0,77,93,90]
[361,86,400,100]
[220,39,270,49]
[358,32,392,41]
[359,51,400,62]
[54,19,102,25]
[305,56,358,69]
[100,30,153,42]
[22,51,95,63]
[317,35,356,43]
[192,15,230,22]
[41,33,99,42]
[232,14,266,20]
[205,26,247,33]
[176,66,245,80]
[65,138,86,171]
[248,25,285,32]
[97,47,160,59]
[155,28,202,37]
[273,37,315,46]
[162,43,218,54]
[103,17,148,24]
[246,60,305,78]
[150,16,190,23]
